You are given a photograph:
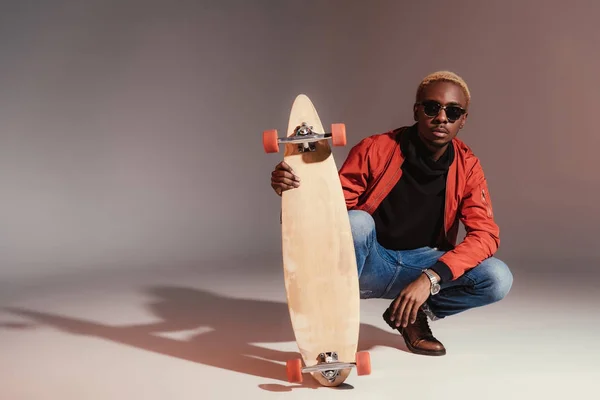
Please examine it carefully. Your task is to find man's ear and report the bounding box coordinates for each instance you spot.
[413,104,418,121]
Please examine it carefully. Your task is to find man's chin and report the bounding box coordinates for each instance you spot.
[429,139,449,148]
[418,130,452,149]
[422,135,449,148]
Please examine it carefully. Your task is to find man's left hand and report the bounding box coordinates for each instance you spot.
[388,273,434,328]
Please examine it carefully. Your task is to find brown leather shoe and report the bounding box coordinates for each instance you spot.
[383,307,446,356]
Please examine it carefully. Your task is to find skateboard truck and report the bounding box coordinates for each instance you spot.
[294,123,318,153]
[262,122,347,153]
[301,351,353,383]
[315,352,344,382]
[286,350,370,384]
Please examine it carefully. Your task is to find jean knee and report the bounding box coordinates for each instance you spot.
[348,210,375,244]
[484,258,513,302]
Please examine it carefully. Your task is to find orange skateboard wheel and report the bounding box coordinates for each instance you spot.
[355,351,371,376]
[263,129,279,153]
[331,123,346,146]
[286,358,303,383]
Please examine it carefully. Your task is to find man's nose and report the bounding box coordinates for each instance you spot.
[433,108,448,123]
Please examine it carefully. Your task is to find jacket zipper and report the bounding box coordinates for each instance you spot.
[364,137,403,213]
[443,181,448,238]
[366,164,402,213]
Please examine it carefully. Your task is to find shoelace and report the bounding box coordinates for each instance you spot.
[415,311,433,335]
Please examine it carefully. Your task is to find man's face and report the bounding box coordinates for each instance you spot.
[413,81,468,151]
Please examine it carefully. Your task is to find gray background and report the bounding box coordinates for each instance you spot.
[1,0,598,284]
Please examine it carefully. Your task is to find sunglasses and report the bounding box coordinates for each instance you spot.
[416,100,466,122]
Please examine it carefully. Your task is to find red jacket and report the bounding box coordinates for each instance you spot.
[338,126,499,280]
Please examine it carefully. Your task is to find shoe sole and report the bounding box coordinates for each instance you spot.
[403,340,446,356]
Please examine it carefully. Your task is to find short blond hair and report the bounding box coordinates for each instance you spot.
[416,71,471,108]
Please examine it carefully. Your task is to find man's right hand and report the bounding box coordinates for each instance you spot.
[271,161,300,196]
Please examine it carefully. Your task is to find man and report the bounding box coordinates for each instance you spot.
[269,71,513,356]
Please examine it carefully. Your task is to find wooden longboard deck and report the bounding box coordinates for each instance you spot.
[280,94,360,386]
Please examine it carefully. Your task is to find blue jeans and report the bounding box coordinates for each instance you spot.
[349,210,513,319]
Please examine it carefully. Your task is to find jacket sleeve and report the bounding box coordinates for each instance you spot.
[438,159,500,280]
[337,137,374,209]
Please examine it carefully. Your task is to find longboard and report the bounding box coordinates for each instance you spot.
[262,94,371,386]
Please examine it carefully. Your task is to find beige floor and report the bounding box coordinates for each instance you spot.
[1,260,598,399]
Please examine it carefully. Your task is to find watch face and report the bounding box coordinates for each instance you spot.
[432,284,440,295]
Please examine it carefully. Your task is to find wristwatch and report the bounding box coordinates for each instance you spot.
[422,269,441,295]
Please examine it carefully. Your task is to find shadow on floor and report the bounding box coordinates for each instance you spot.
[3,286,408,392]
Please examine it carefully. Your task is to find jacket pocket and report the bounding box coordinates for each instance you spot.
[481,187,493,218]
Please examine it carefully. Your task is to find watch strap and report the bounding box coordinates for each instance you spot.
[422,269,440,295]
[423,269,438,284]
